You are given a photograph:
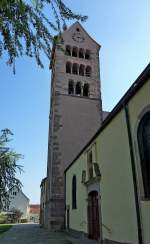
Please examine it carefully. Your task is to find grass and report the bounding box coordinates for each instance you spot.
[0,224,13,235]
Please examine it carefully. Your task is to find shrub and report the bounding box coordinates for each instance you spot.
[0,213,8,224]
[20,219,28,223]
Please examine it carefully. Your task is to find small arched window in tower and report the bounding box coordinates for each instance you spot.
[68,80,74,94]
[85,50,90,60]
[83,83,89,97]
[66,62,72,74]
[65,45,71,56]
[76,82,81,95]
[72,47,78,57]
[72,63,78,75]
[79,64,85,76]
[79,48,84,58]
[86,66,92,77]
[72,175,77,209]
[138,112,150,198]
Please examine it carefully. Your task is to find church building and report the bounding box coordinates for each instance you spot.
[40,21,150,244]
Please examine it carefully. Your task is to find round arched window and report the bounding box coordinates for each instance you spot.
[138,112,150,198]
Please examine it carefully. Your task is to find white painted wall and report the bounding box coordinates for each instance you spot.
[8,186,29,219]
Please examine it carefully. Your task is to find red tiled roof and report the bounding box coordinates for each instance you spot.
[29,204,40,214]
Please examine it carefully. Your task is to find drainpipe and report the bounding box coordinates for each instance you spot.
[64,172,66,229]
[124,104,143,244]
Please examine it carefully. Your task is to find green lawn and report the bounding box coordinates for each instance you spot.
[0,224,13,235]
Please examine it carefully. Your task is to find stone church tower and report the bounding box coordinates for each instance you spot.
[46,22,103,230]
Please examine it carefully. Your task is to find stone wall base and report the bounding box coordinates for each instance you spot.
[48,219,64,231]
[46,198,65,231]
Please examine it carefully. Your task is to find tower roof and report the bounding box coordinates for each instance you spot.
[61,21,101,48]
[50,21,101,69]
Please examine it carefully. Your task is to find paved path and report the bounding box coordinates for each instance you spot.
[0,224,72,244]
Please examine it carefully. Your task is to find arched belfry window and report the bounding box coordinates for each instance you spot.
[66,45,71,56]
[76,82,81,95]
[85,50,90,60]
[79,48,84,58]
[72,47,78,57]
[66,62,72,73]
[72,63,78,75]
[72,175,77,209]
[68,80,74,94]
[86,66,92,77]
[138,112,150,198]
[79,64,85,76]
[83,83,89,97]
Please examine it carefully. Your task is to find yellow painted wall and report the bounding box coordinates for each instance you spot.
[66,153,88,233]
[66,77,150,243]
[128,78,150,244]
[96,110,138,243]
[66,109,139,243]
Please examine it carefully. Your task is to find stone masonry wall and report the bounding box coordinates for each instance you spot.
[45,22,103,230]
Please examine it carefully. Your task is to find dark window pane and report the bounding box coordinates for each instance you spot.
[72,63,78,75]
[72,176,77,209]
[68,80,74,94]
[66,46,71,56]
[138,112,150,198]
[79,65,84,76]
[79,48,84,58]
[86,66,92,77]
[76,82,81,95]
[83,83,89,97]
[85,50,90,60]
[66,62,71,73]
[72,47,78,57]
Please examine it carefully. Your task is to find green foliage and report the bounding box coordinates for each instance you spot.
[9,208,23,223]
[0,0,87,72]
[0,129,23,211]
[0,213,8,224]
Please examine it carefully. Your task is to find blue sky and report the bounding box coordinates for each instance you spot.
[0,0,150,203]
